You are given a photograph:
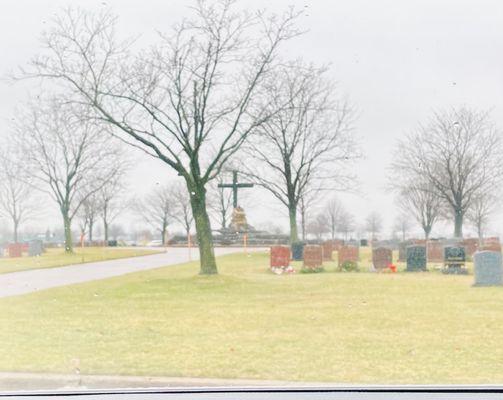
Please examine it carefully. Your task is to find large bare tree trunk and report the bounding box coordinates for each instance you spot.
[89,218,94,242]
[62,211,73,253]
[289,205,299,244]
[454,210,463,238]
[104,221,109,245]
[189,184,217,275]
[13,221,19,243]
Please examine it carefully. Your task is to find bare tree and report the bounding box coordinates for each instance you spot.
[24,2,301,274]
[99,170,128,244]
[393,213,412,242]
[306,213,329,242]
[365,211,382,241]
[244,61,357,243]
[169,181,194,241]
[78,194,100,242]
[466,192,497,245]
[0,149,38,242]
[391,108,503,238]
[135,185,172,245]
[396,181,442,240]
[325,197,343,240]
[337,209,354,241]
[11,97,122,252]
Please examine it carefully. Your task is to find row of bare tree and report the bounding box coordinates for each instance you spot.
[4,0,359,274]
[391,107,503,243]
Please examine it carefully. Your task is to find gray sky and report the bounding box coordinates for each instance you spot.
[1,0,503,238]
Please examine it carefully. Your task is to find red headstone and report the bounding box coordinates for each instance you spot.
[8,243,23,258]
[427,240,443,262]
[303,245,323,269]
[338,245,359,267]
[372,247,392,270]
[270,246,290,268]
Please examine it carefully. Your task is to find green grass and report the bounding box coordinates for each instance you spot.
[0,247,161,274]
[0,248,500,384]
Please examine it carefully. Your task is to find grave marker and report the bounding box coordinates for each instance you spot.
[270,246,290,268]
[406,245,427,271]
[291,242,304,261]
[473,251,502,286]
[427,240,443,263]
[8,243,23,258]
[372,247,392,270]
[443,246,467,274]
[303,245,323,270]
[28,240,44,257]
[338,245,359,268]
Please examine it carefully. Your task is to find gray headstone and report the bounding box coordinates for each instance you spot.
[406,245,427,271]
[28,240,43,257]
[473,251,502,286]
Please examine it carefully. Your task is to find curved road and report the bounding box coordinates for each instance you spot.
[0,247,266,299]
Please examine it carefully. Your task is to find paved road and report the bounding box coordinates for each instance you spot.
[0,247,266,299]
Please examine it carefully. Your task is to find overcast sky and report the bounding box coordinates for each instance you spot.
[1,0,503,239]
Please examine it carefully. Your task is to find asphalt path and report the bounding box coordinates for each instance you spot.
[0,247,266,299]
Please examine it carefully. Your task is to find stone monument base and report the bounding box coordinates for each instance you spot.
[442,266,468,275]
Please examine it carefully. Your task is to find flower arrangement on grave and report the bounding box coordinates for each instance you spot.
[270,265,295,275]
[339,260,359,272]
[300,265,325,273]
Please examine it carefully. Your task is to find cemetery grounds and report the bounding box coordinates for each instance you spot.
[0,247,502,384]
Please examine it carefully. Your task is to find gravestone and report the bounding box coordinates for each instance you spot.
[427,240,443,263]
[270,246,290,268]
[442,246,467,274]
[473,251,502,286]
[338,245,359,267]
[406,245,427,271]
[8,243,23,258]
[322,241,334,261]
[28,240,44,257]
[291,242,304,261]
[303,245,323,269]
[372,247,392,270]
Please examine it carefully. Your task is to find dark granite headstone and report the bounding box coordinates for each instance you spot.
[28,240,44,257]
[406,245,427,271]
[291,242,304,261]
[473,251,502,286]
[443,246,467,274]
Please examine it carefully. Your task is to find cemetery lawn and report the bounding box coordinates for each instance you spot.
[0,249,502,384]
[0,247,161,274]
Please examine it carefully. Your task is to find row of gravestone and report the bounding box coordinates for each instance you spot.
[0,240,44,258]
[271,244,503,285]
[271,244,360,270]
[397,238,501,262]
